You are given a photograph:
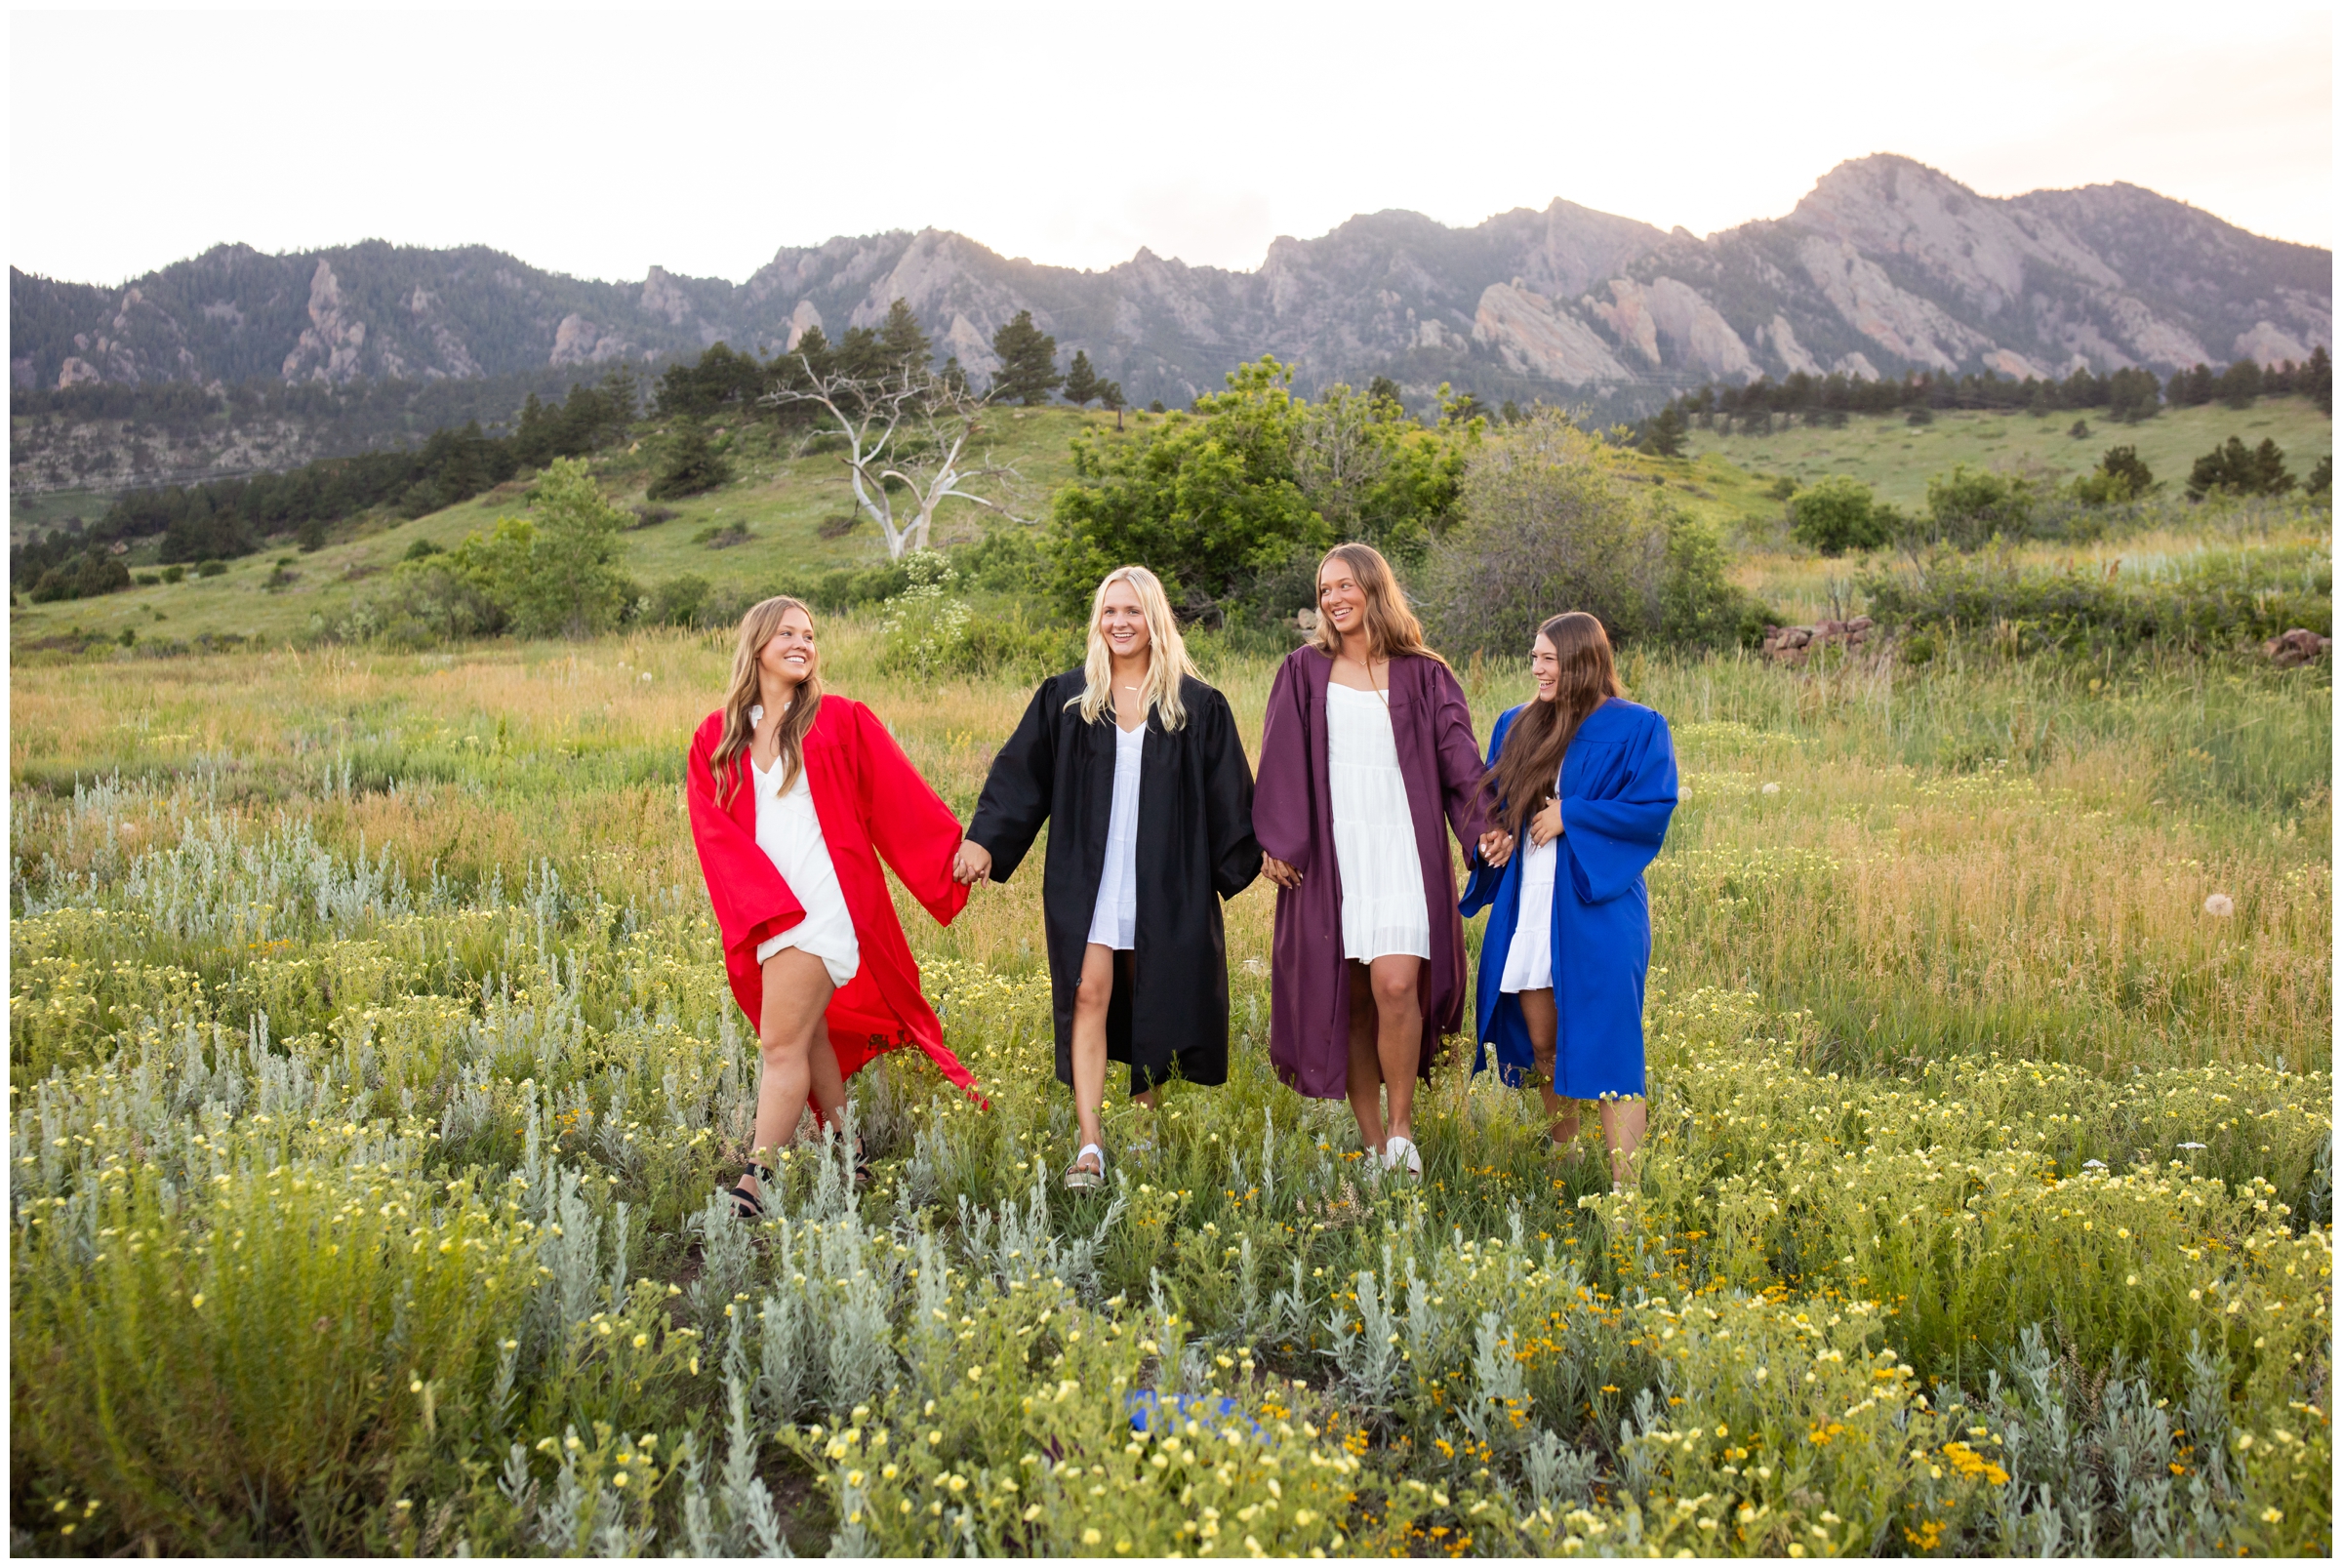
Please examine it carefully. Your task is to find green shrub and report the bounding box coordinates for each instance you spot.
[646,575,711,628]
[28,549,131,603]
[878,551,973,679]
[2186,437,2296,501]
[160,564,185,584]
[195,559,226,578]
[1862,544,2331,655]
[1789,474,1889,555]
[646,419,731,502]
[1920,464,2040,550]
[1421,412,1759,652]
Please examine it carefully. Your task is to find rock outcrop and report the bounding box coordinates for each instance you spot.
[8,155,2327,416]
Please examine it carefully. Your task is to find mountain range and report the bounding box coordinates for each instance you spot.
[11,155,2331,417]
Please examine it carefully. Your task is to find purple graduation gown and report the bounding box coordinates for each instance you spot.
[1253,647,1491,1100]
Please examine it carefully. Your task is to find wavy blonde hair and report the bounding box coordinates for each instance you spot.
[1068,565,1200,731]
[711,595,823,806]
[1311,541,1447,668]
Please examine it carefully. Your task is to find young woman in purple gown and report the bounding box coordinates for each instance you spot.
[1253,543,1496,1179]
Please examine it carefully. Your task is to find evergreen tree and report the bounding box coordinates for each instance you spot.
[1643,404,1687,458]
[647,418,732,501]
[2106,367,2161,422]
[1061,349,1102,408]
[514,392,555,467]
[2302,345,2331,416]
[1098,379,1127,430]
[989,310,1061,405]
[876,299,932,372]
[833,326,891,383]
[2186,436,2295,500]
[1367,375,1404,409]
[2218,358,2263,409]
[2166,363,2217,408]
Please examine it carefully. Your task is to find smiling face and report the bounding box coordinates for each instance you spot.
[756,606,818,691]
[1098,580,1152,662]
[1317,559,1370,644]
[1529,631,1559,702]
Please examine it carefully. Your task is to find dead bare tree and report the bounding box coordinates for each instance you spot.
[763,362,1025,558]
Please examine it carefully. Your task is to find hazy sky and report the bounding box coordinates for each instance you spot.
[10,3,2333,289]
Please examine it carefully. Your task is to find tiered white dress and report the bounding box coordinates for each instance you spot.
[1326,681,1431,962]
[747,704,861,988]
[1499,768,1563,993]
[1085,719,1147,949]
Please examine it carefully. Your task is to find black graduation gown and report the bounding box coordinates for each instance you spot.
[966,670,1263,1093]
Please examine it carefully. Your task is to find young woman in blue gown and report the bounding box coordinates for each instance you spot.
[1463,612,1678,1189]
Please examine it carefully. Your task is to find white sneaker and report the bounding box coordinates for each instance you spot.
[1382,1135,1423,1179]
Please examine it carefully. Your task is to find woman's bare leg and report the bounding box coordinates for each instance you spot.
[1515,988,1580,1146]
[743,947,835,1200]
[1598,1098,1648,1188]
[1369,954,1424,1146]
[1068,943,1116,1166]
[806,1018,847,1126]
[1344,963,1385,1154]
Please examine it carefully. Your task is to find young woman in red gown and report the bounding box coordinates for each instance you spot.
[685,594,978,1217]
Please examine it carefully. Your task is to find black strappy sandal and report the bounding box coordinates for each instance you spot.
[851,1138,874,1189]
[726,1162,774,1221]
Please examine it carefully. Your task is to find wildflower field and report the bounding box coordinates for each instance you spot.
[8,620,2332,1556]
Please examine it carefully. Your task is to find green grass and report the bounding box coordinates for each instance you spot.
[6,483,116,545]
[1681,396,2333,517]
[9,600,2331,1554]
[7,408,1118,653]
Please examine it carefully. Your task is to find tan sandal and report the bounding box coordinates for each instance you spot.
[1063,1143,1107,1190]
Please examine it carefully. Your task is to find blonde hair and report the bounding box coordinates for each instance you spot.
[711,595,823,806]
[1311,542,1447,667]
[1068,565,1200,731]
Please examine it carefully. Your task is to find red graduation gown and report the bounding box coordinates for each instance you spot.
[686,697,979,1099]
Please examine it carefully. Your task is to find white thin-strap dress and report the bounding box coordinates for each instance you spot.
[1500,766,1564,993]
[1326,681,1431,962]
[747,704,860,988]
[1085,718,1146,949]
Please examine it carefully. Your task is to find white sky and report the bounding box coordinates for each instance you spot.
[9,2,2333,290]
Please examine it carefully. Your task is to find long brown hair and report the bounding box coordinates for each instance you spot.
[1483,612,1620,837]
[711,595,824,807]
[1311,542,1448,668]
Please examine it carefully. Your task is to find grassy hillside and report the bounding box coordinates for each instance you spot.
[8,407,1114,651]
[14,396,2331,653]
[1681,395,2331,516]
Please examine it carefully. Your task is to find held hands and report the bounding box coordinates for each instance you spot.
[1528,798,1565,848]
[1476,829,1515,868]
[1261,854,1304,889]
[951,838,993,887]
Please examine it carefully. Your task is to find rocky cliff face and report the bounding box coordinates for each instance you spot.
[11,156,2329,416]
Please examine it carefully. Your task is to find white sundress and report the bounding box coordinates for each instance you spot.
[1326,681,1431,962]
[1085,719,1146,949]
[1499,766,1564,994]
[747,704,860,988]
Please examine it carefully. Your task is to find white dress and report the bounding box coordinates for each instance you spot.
[747,704,861,988]
[1500,768,1564,993]
[1326,681,1431,962]
[1085,719,1146,949]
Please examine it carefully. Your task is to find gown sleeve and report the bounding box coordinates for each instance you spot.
[1429,661,1491,850]
[687,721,803,956]
[1251,655,1314,871]
[1560,708,1678,905]
[964,677,1060,882]
[1197,688,1264,901]
[1457,704,1519,917]
[848,700,971,927]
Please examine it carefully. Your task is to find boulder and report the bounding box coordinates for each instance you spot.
[2263,628,2332,667]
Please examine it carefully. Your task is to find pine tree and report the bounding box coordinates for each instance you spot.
[648,418,732,501]
[1367,375,1404,408]
[989,310,1061,406]
[1062,349,1102,408]
[2302,345,2331,416]
[876,299,932,373]
[1099,379,1127,429]
[1644,404,1687,458]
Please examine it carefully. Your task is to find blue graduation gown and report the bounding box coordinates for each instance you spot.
[1459,698,1677,1096]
